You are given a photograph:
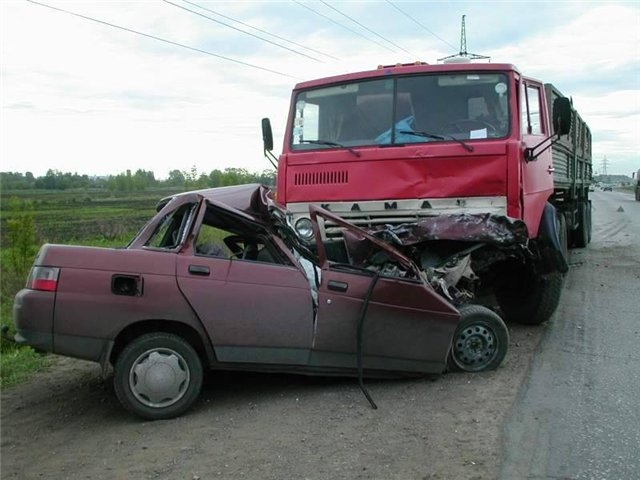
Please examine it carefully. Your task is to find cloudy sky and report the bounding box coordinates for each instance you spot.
[1,0,639,179]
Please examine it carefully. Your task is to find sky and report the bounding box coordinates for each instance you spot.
[1,0,639,180]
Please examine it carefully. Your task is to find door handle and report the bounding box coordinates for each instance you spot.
[547,166,556,174]
[328,280,348,292]
[188,265,210,276]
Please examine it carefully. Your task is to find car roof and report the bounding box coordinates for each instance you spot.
[157,184,276,222]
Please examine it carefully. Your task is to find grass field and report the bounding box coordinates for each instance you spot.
[0,186,182,387]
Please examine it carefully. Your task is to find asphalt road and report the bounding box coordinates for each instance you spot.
[2,190,638,480]
[500,189,640,480]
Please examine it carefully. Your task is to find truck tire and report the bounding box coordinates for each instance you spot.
[495,272,564,325]
[586,200,592,244]
[557,211,569,262]
[448,304,509,372]
[114,332,203,420]
[571,201,589,248]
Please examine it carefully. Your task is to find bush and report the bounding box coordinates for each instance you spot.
[1,197,42,387]
[5,197,37,276]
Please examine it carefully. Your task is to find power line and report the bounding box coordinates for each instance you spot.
[319,0,417,57]
[385,0,457,51]
[182,0,338,61]
[162,0,323,63]
[26,0,299,80]
[293,0,396,53]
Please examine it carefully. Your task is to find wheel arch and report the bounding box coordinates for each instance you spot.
[108,319,214,369]
[536,202,569,274]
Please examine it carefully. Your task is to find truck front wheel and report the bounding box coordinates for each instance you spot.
[114,332,203,420]
[495,272,564,325]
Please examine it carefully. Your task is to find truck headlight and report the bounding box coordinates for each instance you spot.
[295,217,314,241]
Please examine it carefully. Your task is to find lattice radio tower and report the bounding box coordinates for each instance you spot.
[438,15,491,63]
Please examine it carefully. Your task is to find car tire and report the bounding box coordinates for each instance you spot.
[448,304,509,372]
[114,332,203,420]
[495,272,564,325]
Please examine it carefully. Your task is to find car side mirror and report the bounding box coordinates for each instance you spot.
[262,118,274,152]
[553,97,572,136]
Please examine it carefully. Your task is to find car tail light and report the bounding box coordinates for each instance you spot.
[26,267,60,292]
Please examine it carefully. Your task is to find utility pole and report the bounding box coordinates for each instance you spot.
[600,156,609,178]
[438,15,490,63]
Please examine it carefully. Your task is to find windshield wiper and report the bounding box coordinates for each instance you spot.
[300,139,361,157]
[398,130,474,152]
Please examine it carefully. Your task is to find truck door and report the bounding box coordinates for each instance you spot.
[520,80,554,235]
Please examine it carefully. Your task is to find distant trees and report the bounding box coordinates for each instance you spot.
[106,169,157,192]
[0,172,36,190]
[0,167,276,193]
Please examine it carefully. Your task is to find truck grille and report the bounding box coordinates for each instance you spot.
[293,170,349,186]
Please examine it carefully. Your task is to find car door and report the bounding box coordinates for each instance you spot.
[307,206,460,374]
[175,204,315,366]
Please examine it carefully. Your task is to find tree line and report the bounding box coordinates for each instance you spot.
[0,167,276,192]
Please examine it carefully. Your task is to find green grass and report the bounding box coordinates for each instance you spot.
[0,346,49,388]
[0,187,177,388]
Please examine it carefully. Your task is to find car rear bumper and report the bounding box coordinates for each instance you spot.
[13,289,55,352]
[13,288,110,363]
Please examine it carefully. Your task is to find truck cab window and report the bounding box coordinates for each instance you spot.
[523,85,544,135]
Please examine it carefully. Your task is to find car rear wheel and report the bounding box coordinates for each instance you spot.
[448,305,509,372]
[114,332,203,420]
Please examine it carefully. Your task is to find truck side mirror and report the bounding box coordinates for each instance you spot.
[553,97,572,136]
[262,118,274,152]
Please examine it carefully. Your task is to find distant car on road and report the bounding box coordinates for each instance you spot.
[602,184,613,191]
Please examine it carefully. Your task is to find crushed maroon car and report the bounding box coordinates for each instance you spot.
[14,184,508,419]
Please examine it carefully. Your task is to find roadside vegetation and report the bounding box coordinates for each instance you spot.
[0,166,275,387]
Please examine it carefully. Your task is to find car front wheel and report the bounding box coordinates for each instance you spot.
[114,332,203,420]
[448,305,509,372]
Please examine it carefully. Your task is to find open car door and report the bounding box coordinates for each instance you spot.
[308,206,460,375]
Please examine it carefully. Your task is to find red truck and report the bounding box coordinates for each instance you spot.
[262,60,593,325]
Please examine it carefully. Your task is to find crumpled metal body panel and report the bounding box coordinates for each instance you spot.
[370,213,529,247]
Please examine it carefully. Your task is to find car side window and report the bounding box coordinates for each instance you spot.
[195,223,232,258]
[145,203,197,250]
[195,205,285,265]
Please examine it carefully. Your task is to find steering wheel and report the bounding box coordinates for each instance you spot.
[223,235,245,258]
[442,119,497,136]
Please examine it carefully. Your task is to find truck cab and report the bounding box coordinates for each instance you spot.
[263,61,591,325]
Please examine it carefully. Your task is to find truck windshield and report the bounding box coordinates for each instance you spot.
[290,73,510,150]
